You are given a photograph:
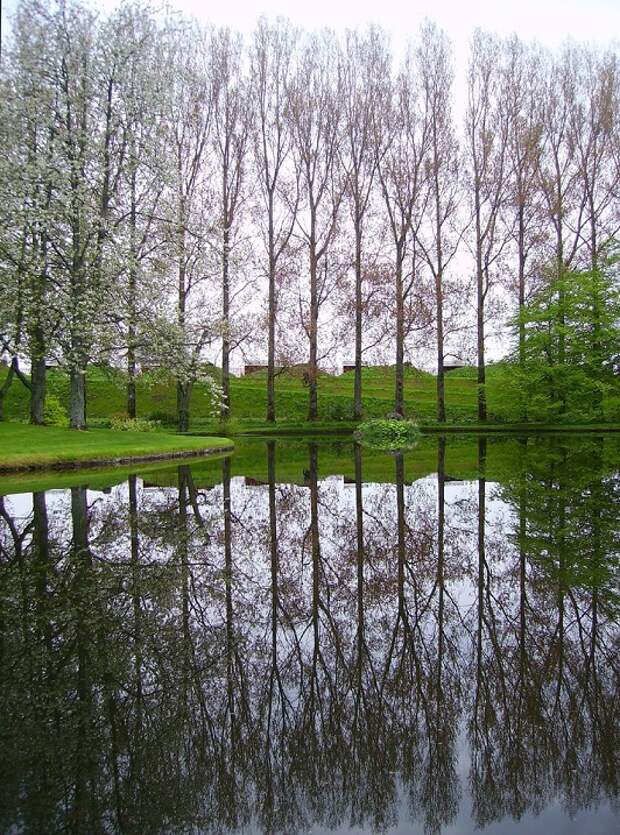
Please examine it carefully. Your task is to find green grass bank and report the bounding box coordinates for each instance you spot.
[1,361,619,431]
[0,423,233,472]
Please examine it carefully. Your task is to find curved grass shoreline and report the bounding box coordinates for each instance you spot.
[0,423,234,473]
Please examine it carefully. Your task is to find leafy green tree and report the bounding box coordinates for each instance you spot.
[510,249,620,422]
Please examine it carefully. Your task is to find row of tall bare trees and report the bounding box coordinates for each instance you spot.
[1,0,619,428]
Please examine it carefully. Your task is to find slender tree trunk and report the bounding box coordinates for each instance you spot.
[308,218,318,422]
[589,210,604,418]
[436,271,445,423]
[127,166,137,419]
[354,217,363,421]
[434,153,446,424]
[266,192,276,423]
[177,189,190,433]
[395,243,405,418]
[31,146,54,425]
[127,327,137,418]
[221,223,231,421]
[30,353,46,425]
[518,202,526,367]
[475,193,486,422]
[69,368,86,429]
[176,381,192,433]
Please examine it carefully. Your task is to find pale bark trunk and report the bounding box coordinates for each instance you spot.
[308,216,318,422]
[69,369,86,429]
[395,243,405,418]
[266,190,276,423]
[127,165,137,419]
[354,217,363,420]
[221,224,231,421]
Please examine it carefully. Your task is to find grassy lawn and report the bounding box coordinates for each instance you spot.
[1,362,619,431]
[0,423,233,471]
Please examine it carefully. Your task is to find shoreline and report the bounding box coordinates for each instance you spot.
[0,443,235,475]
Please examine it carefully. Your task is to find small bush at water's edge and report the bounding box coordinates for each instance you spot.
[355,418,419,450]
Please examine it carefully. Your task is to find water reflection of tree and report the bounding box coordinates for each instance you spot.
[467,436,620,827]
[0,436,618,833]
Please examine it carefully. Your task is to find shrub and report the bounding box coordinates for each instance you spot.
[322,399,354,421]
[355,418,419,451]
[110,416,160,432]
[43,394,69,427]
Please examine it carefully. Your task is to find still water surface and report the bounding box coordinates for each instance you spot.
[1,434,619,834]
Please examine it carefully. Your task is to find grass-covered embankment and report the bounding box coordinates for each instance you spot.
[0,423,233,472]
[2,362,619,430]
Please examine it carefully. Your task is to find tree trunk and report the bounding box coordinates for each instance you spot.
[477,268,486,423]
[127,165,137,419]
[395,245,405,418]
[354,218,363,421]
[308,222,318,422]
[475,190,487,423]
[221,224,231,421]
[177,380,191,433]
[127,344,137,419]
[436,270,445,423]
[30,353,47,425]
[518,203,526,367]
[266,191,276,423]
[69,368,86,429]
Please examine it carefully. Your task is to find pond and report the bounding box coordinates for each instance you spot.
[1,434,619,835]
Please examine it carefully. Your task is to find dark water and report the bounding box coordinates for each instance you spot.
[1,434,619,835]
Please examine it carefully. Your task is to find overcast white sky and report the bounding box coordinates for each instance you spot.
[3,0,620,57]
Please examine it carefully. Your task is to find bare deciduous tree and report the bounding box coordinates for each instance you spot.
[415,23,460,423]
[466,30,511,421]
[289,30,344,421]
[378,47,431,417]
[159,17,215,432]
[211,28,251,421]
[339,26,390,419]
[251,19,299,423]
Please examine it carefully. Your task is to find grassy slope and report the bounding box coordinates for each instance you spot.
[0,423,232,471]
[1,362,619,429]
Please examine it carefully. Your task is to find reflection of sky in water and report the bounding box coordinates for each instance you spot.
[1,439,618,835]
